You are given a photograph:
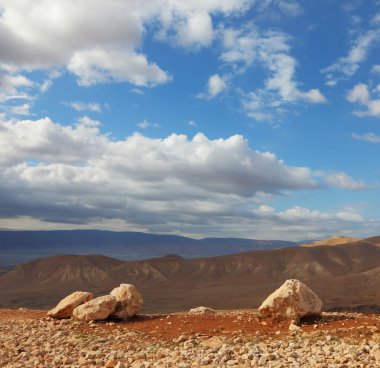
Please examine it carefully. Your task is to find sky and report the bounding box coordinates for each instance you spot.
[0,0,379,241]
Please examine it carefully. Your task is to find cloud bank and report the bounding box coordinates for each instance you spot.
[0,116,369,239]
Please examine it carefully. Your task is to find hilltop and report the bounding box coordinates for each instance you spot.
[302,236,362,247]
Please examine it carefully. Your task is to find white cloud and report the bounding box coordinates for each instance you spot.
[372,13,380,24]
[277,1,302,16]
[322,171,367,190]
[40,79,52,93]
[130,88,145,95]
[252,0,302,18]
[219,25,326,120]
[255,205,363,223]
[208,74,227,97]
[346,83,380,117]
[0,115,372,238]
[352,132,380,143]
[175,13,214,48]
[323,29,380,84]
[0,73,34,102]
[63,101,102,113]
[198,74,227,99]
[67,48,171,87]
[137,119,159,129]
[154,0,251,49]
[8,103,33,116]
[372,64,380,74]
[0,0,252,87]
[264,53,326,103]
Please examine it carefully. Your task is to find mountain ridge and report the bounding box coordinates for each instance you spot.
[0,230,296,266]
[1,236,379,313]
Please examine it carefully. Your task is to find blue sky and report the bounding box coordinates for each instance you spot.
[0,0,379,240]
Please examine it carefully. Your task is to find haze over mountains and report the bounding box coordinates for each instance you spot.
[0,230,295,267]
[1,235,379,313]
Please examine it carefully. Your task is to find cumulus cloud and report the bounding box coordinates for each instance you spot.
[323,29,380,85]
[67,48,171,87]
[0,0,252,87]
[0,115,370,238]
[346,83,380,117]
[219,25,326,120]
[198,74,227,99]
[352,132,380,143]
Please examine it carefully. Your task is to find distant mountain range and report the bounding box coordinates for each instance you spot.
[0,230,296,267]
[1,235,379,313]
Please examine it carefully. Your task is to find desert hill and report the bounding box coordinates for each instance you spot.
[1,236,380,312]
[302,236,362,247]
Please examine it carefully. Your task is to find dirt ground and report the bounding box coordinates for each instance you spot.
[1,308,380,342]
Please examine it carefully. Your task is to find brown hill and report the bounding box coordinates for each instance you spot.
[302,236,361,247]
[1,237,380,312]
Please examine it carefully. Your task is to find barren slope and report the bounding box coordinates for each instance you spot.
[1,237,380,312]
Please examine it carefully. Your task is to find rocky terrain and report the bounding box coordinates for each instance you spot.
[1,308,380,367]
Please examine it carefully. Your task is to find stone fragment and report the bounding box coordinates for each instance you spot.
[201,336,224,348]
[258,279,323,319]
[47,291,93,318]
[72,295,117,321]
[109,284,143,319]
[289,323,301,332]
[188,306,216,315]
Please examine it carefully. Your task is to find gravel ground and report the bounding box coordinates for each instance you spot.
[1,309,380,367]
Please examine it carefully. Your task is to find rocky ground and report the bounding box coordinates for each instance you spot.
[1,309,380,367]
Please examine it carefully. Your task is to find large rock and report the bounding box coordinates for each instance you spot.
[258,279,323,319]
[109,284,143,319]
[73,295,117,321]
[47,291,93,318]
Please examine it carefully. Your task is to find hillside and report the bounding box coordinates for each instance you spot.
[302,236,362,247]
[0,230,295,267]
[1,237,380,312]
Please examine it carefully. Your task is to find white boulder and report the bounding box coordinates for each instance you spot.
[109,284,143,319]
[47,291,93,318]
[188,306,216,315]
[73,295,117,321]
[258,279,323,319]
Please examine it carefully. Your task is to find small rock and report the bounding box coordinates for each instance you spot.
[289,323,301,332]
[188,306,216,315]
